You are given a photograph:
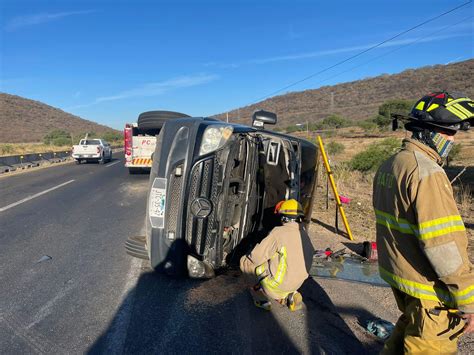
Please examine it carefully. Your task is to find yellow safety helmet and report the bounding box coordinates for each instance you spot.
[276,199,304,218]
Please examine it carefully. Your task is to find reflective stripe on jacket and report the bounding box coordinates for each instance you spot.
[373,138,474,313]
[240,221,314,300]
[256,247,289,298]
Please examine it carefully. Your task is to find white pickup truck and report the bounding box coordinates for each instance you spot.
[72,138,113,164]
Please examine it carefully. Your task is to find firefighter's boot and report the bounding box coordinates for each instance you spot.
[287,291,303,311]
[249,285,271,311]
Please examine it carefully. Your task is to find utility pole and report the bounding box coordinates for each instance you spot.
[330,92,334,112]
[226,112,229,123]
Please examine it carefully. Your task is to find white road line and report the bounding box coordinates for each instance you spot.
[0,179,75,212]
[105,161,121,167]
[26,281,75,329]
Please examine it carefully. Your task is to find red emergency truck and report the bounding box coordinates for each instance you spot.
[124,111,190,174]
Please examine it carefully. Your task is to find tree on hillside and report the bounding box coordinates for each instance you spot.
[372,114,391,128]
[322,114,349,129]
[378,99,414,127]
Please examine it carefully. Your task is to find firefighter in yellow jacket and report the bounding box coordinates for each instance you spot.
[373,92,474,354]
[240,199,314,311]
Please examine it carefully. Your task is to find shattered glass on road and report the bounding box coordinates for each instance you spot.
[310,255,388,287]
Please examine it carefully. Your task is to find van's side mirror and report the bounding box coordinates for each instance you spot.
[252,110,277,128]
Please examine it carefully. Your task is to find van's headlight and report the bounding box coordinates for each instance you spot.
[199,125,233,156]
[187,255,215,278]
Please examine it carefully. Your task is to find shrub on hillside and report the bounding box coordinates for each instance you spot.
[52,137,72,146]
[309,122,325,131]
[372,114,391,128]
[349,138,400,172]
[322,114,350,129]
[326,141,345,155]
[44,130,71,146]
[320,130,335,138]
[357,120,377,132]
[103,131,123,143]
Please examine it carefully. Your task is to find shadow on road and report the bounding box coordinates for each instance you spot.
[88,268,371,353]
[301,278,384,353]
[311,217,350,239]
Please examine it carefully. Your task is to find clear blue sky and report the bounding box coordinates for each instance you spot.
[1,0,473,130]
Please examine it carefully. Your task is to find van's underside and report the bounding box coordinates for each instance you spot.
[182,133,296,272]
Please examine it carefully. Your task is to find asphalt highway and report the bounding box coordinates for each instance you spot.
[0,155,379,354]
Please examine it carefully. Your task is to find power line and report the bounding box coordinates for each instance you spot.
[309,15,473,99]
[250,1,472,104]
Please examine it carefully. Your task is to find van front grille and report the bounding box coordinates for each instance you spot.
[186,158,218,255]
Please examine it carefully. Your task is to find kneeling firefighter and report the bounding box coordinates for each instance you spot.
[373,91,474,354]
[240,199,314,311]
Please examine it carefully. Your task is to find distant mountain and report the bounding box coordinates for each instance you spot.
[214,59,474,128]
[2,60,472,143]
[0,93,118,143]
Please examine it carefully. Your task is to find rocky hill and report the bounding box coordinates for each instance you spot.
[215,59,474,128]
[0,93,118,143]
[2,60,472,143]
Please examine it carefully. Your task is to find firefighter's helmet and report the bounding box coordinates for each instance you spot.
[393,92,474,133]
[275,199,304,218]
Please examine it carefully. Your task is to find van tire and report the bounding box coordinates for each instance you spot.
[137,111,190,131]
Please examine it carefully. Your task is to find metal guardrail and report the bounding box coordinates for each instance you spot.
[0,151,72,174]
[0,147,123,174]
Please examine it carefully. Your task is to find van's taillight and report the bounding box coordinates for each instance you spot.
[97,146,100,154]
[124,127,132,156]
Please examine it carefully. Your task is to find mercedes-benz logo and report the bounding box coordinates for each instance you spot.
[191,198,212,218]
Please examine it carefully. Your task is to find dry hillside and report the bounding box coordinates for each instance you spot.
[1,59,472,143]
[0,93,118,143]
[215,59,474,128]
